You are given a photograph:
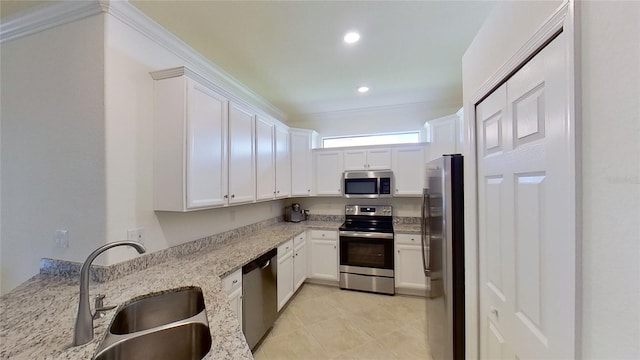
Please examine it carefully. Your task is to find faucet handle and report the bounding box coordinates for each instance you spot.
[93,294,116,320]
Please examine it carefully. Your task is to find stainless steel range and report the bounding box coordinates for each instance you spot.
[339,205,395,295]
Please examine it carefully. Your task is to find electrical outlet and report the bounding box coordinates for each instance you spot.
[55,229,69,249]
[127,228,145,245]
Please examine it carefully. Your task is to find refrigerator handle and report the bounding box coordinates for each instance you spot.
[421,192,431,276]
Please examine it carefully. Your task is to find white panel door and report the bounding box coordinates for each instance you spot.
[255,117,275,201]
[228,102,255,204]
[186,79,228,209]
[477,32,574,359]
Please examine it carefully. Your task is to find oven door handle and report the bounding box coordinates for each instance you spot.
[338,231,394,239]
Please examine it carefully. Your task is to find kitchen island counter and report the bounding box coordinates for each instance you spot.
[0,220,340,360]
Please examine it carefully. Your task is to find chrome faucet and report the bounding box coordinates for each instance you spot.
[73,240,146,346]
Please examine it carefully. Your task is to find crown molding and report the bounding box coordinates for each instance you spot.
[295,99,462,121]
[0,0,109,44]
[0,0,288,122]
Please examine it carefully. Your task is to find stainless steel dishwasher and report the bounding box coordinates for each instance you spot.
[242,248,278,351]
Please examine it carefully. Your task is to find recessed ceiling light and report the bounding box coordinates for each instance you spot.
[344,31,360,44]
[357,86,369,93]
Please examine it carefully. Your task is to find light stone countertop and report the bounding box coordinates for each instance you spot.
[393,223,421,235]
[0,220,341,360]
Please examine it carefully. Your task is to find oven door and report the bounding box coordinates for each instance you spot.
[339,231,394,277]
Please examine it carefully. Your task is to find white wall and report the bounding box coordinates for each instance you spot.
[580,1,640,357]
[102,15,285,264]
[0,15,108,294]
[0,10,286,294]
[462,0,640,358]
[288,101,460,142]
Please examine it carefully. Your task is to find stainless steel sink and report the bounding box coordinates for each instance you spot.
[94,287,211,360]
[94,323,212,360]
[109,287,206,335]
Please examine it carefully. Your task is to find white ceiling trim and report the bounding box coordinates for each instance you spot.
[0,0,288,122]
[0,0,107,43]
[106,0,287,121]
[294,99,463,121]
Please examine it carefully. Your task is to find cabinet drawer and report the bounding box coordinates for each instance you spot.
[293,232,306,247]
[222,268,242,294]
[278,239,294,259]
[395,233,421,245]
[310,229,338,240]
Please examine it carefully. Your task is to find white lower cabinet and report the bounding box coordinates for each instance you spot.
[277,239,294,311]
[277,232,307,311]
[395,234,428,296]
[293,232,307,292]
[222,269,243,329]
[308,230,339,282]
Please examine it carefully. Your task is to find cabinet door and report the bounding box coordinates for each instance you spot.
[228,102,256,204]
[290,130,312,196]
[428,114,460,161]
[293,240,307,291]
[155,76,228,211]
[366,148,392,170]
[343,149,367,170]
[255,117,275,201]
[314,150,343,196]
[395,244,428,292]
[309,239,338,281]
[228,286,243,330]
[275,126,291,198]
[277,251,294,311]
[392,145,425,196]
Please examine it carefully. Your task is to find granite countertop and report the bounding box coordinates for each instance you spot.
[0,220,341,360]
[393,223,421,235]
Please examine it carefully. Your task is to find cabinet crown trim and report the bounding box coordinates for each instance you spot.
[1,0,287,122]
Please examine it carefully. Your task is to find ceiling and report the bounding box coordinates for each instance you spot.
[1,0,495,121]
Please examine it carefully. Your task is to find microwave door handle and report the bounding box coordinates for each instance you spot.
[421,193,431,276]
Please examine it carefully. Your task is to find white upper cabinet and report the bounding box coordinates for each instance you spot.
[426,111,462,161]
[343,148,391,170]
[275,126,291,198]
[392,144,426,196]
[228,102,256,205]
[290,128,316,196]
[152,71,228,211]
[314,150,344,196]
[255,116,275,201]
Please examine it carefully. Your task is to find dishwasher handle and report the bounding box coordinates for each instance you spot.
[242,248,277,274]
[259,259,271,270]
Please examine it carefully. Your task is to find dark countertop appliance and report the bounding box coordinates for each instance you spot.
[284,203,306,222]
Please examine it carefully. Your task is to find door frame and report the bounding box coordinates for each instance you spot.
[462,1,581,358]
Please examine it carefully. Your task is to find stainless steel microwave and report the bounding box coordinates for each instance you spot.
[343,170,394,198]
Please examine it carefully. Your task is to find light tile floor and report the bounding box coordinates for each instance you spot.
[253,284,433,360]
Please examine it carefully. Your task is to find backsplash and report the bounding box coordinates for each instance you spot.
[40,214,418,283]
[40,216,282,283]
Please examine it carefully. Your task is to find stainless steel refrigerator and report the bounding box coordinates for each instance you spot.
[422,154,465,359]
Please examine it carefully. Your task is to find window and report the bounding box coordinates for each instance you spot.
[322,132,420,148]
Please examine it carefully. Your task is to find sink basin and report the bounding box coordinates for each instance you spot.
[95,322,212,360]
[109,287,206,335]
